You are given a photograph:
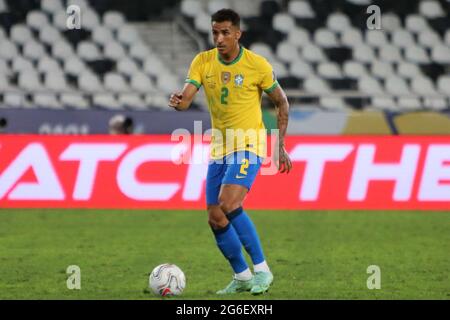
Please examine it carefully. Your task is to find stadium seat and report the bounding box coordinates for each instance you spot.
[317,62,343,79]
[38,56,62,74]
[320,97,349,110]
[411,77,438,96]
[45,72,68,91]
[391,29,415,48]
[326,12,351,33]
[194,12,211,34]
[289,59,314,78]
[103,11,126,31]
[93,93,121,110]
[398,97,422,110]
[353,44,376,63]
[103,42,127,61]
[26,10,49,30]
[366,30,388,48]
[358,76,384,95]
[272,13,295,34]
[157,74,180,95]
[431,45,450,64]
[288,0,315,18]
[144,55,169,77]
[276,41,299,63]
[287,27,310,47]
[304,77,331,94]
[33,93,62,109]
[343,61,368,79]
[371,97,398,111]
[117,58,139,78]
[52,41,76,61]
[41,0,64,15]
[207,0,231,15]
[340,28,364,48]
[437,76,450,96]
[370,61,394,80]
[419,0,446,18]
[131,72,155,94]
[61,92,89,109]
[314,29,339,48]
[249,43,275,61]
[23,41,46,61]
[397,62,422,79]
[64,56,86,76]
[18,71,42,92]
[12,56,34,72]
[0,40,18,60]
[92,25,114,46]
[271,60,288,78]
[117,25,141,47]
[301,44,326,63]
[3,92,30,108]
[405,14,430,33]
[119,93,147,110]
[405,45,430,63]
[10,24,32,45]
[381,13,402,32]
[385,76,411,96]
[181,0,204,18]
[129,42,153,62]
[82,10,101,31]
[379,45,402,63]
[104,72,130,93]
[78,71,103,93]
[418,30,442,48]
[39,25,62,45]
[77,41,102,61]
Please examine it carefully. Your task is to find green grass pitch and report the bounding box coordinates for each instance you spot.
[0,209,449,299]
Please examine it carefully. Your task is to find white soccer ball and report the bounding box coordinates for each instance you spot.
[149,263,186,296]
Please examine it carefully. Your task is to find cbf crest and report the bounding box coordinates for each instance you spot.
[234,74,244,87]
[221,72,231,84]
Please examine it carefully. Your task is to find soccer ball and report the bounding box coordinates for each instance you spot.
[149,263,186,296]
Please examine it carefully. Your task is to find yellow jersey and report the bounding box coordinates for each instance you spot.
[185,46,278,159]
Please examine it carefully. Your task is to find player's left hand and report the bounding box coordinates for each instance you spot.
[278,145,292,174]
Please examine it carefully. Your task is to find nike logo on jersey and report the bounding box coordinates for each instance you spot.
[235,175,247,179]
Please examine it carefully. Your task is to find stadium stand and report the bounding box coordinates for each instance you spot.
[0,0,449,113]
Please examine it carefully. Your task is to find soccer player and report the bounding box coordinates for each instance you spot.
[168,9,292,295]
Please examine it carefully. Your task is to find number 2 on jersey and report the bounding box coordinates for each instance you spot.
[220,87,228,105]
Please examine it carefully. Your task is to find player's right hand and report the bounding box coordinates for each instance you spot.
[168,92,183,109]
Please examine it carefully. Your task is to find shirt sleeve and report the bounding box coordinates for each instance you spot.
[259,58,279,94]
[185,53,203,89]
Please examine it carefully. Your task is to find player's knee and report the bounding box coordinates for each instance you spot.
[218,195,241,215]
[207,206,228,230]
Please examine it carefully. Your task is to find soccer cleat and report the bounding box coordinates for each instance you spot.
[216,277,254,295]
[250,272,273,295]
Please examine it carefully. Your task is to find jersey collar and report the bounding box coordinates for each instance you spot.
[217,45,244,66]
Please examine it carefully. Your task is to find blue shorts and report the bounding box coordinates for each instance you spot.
[206,151,263,205]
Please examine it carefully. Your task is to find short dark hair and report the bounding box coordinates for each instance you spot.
[211,9,240,28]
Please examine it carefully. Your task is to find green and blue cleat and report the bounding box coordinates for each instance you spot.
[216,277,254,295]
[250,272,273,295]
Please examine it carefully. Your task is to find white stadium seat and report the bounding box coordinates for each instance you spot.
[358,76,384,95]
[194,12,211,34]
[370,61,394,79]
[39,25,62,45]
[23,41,46,61]
[0,40,18,60]
[129,42,153,62]
[381,13,402,32]
[341,28,364,47]
[104,72,130,93]
[304,77,331,94]
[45,72,68,91]
[353,44,376,63]
[372,97,398,111]
[385,76,411,96]
[78,71,103,93]
[27,10,49,30]
[287,27,311,48]
[207,0,230,15]
[301,44,326,63]
[272,13,296,34]
[314,29,339,48]
[379,45,402,63]
[52,41,75,61]
[437,76,450,96]
[397,62,422,80]
[405,45,430,64]
[92,26,114,46]
[418,30,442,48]
[431,45,450,64]
[119,93,147,110]
[271,60,289,78]
[343,61,368,79]
[289,59,314,78]
[117,58,139,78]
[411,77,437,96]
[41,0,64,15]
[326,13,351,33]
[117,25,141,47]
[366,30,388,48]
[405,14,429,33]
[38,56,62,74]
[317,62,343,79]
[4,92,30,108]
[34,93,63,109]
[181,0,204,18]
[391,29,415,48]
[64,56,86,76]
[131,72,155,94]
[104,42,127,61]
[419,0,446,18]
[288,1,315,18]
[18,71,43,92]
[276,41,299,63]
[82,10,101,31]
[77,41,102,61]
[10,24,33,45]
[144,55,170,77]
[103,11,126,31]
[12,57,34,73]
[320,97,348,110]
[93,93,121,110]
[249,43,275,61]
[157,74,180,95]
[61,93,89,109]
